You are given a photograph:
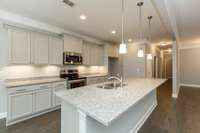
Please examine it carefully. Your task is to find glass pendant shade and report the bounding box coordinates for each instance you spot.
[147,54,153,60]
[137,48,144,57]
[119,43,127,54]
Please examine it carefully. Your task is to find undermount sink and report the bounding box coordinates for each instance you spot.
[97,82,127,89]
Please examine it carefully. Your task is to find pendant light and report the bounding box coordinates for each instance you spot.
[137,1,144,58]
[147,16,153,60]
[119,0,127,54]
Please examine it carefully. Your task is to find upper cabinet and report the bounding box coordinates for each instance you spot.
[8,29,31,64]
[107,44,119,58]
[8,28,64,65]
[82,41,104,66]
[49,37,63,65]
[31,33,49,64]
[64,35,83,53]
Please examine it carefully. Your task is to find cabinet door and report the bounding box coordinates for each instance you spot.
[107,44,119,58]
[97,46,104,66]
[90,45,99,66]
[35,89,51,112]
[8,92,33,120]
[31,33,49,64]
[8,29,31,64]
[52,82,66,106]
[82,43,91,65]
[64,35,83,53]
[113,45,119,58]
[49,37,63,65]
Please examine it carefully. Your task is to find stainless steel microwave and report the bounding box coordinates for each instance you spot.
[63,52,83,65]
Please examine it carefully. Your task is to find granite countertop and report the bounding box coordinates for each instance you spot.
[5,77,66,88]
[55,78,166,126]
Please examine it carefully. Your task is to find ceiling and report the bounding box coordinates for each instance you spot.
[0,0,172,43]
[153,0,200,46]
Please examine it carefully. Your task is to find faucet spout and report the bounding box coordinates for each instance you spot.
[108,75,123,88]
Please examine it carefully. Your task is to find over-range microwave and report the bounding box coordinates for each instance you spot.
[63,52,83,65]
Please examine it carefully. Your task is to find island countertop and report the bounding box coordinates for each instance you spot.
[56,78,166,126]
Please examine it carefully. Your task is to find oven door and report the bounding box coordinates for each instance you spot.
[68,79,86,89]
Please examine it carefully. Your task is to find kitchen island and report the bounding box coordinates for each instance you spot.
[56,78,166,133]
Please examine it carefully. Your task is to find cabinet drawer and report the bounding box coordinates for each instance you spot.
[8,86,35,95]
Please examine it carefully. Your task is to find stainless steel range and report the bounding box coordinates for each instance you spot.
[60,69,86,89]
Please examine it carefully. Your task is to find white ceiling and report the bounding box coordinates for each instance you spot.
[0,0,172,43]
[153,0,200,46]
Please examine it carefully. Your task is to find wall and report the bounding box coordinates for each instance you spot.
[123,43,146,78]
[180,47,200,85]
[0,22,9,116]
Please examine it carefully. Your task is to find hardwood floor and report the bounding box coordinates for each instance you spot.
[0,80,200,133]
[139,80,200,133]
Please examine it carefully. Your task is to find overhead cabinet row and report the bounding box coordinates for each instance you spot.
[8,28,63,65]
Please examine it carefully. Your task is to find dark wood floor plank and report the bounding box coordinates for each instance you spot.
[1,80,200,133]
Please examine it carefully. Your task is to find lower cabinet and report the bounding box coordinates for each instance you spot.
[52,82,67,106]
[34,88,52,112]
[8,92,34,121]
[7,81,67,126]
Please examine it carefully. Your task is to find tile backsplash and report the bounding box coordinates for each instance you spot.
[3,65,108,80]
[4,65,61,80]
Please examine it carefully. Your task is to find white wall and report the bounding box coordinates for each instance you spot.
[123,43,146,78]
[180,47,200,85]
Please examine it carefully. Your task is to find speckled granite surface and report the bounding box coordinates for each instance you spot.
[5,76,66,88]
[56,78,166,126]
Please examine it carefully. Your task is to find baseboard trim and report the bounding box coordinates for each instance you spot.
[130,102,157,133]
[180,83,200,88]
[0,112,7,119]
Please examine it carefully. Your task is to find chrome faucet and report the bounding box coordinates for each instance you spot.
[108,75,123,88]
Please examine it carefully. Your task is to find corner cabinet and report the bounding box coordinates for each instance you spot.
[31,33,49,64]
[8,29,31,64]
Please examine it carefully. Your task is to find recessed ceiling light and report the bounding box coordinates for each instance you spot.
[80,15,87,20]
[128,38,132,42]
[111,30,116,34]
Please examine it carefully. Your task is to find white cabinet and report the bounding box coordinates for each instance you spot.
[64,35,83,53]
[8,28,64,65]
[31,33,49,64]
[8,92,33,120]
[107,44,119,58]
[82,42,104,66]
[82,43,91,65]
[7,81,66,125]
[90,44,99,66]
[7,86,35,121]
[49,37,63,65]
[34,84,52,112]
[52,81,66,106]
[8,29,31,64]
